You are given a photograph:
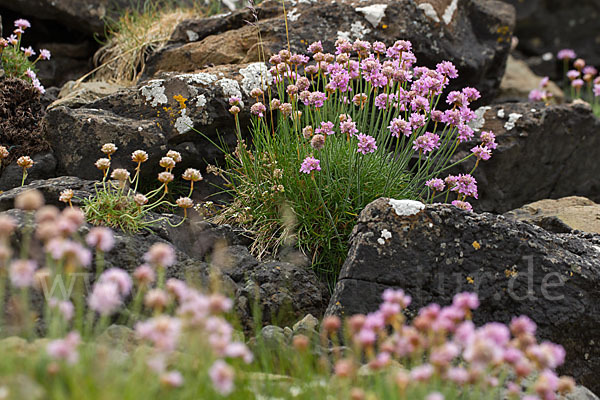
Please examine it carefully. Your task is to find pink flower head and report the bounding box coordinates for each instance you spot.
[426,392,444,400]
[14,19,31,30]
[136,315,182,352]
[309,91,327,108]
[373,41,386,54]
[529,89,546,102]
[299,156,321,174]
[315,121,335,135]
[457,124,474,142]
[382,288,411,308]
[9,259,37,287]
[39,49,51,60]
[567,70,580,80]
[47,331,80,364]
[571,79,584,89]
[209,360,235,395]
[412,132,440,153]
[410,364,434,381]
[583,66,598,76]
[21,46,35,57]
[480,130,497,149]
[451,200,472,211]
[510,315,537,337]
[557,49,576,60]
[462,87,481,102]
[471,145,492,161]
[25,68,37,80]
[452,292,480,311]
[356,134,377,154]
[356,328,376,346]
[436,61,458,79]
[426,178,445,192]
[99,268,133,296]
[86,227,115,252]
[32,78,45,94]
[48,298,74,321]
[409,113,426,129]
[388,116,412,138]
[250,102,266,117]
[225,342,253,364]
[160,371,184,388]
[594,84,600,97]
[228,96,242,107]
[374,93,389,109]
[88,282,122,315]
[46,239,92,267]
[307,41,323,54]
[340,118,358,136]
[144,242,176,268]
[446,366,469,384]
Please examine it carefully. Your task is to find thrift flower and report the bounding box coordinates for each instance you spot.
[425,178,445,192]
[160,371,184,388]
[88,282,122,315]
[39,49,51,60]
[86,227,115,252]
[145,243,176,268]
[99,268,132,296]
[356,134,377,154]
[299,157,321,174]
[315,121,334,135]
[101,143,118,156]
[310,134,325,150]
[47,332,80,365]
[250,102,266,117]
[48,298,74,321]
[131,150,148,163]
[557,49,576,60]
[9,259,37,287]
[451,200,473,211]
[14,19,31,30]
[209,360,235,395]
[412,132,440,153]
[471,145,492,161]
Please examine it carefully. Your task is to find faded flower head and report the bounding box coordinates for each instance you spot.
[131,150,149,164]
[101,143,118,156]
[111,168,130,182]
[86,227,115,252]
[0,146,9,159]
[15,189,44,211]
[159,156,176,170]
[134,194,148,207]
[182,168,202,182]
[17,156,34,169]
[95,158,111,171]
[144,242,176,268]
[176,197,194,209]
[158,171,174,184]
[9,259,37,287]
[166,150,182,163]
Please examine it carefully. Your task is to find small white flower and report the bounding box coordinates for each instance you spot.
[381,229,392,240]
[377,237,385,245]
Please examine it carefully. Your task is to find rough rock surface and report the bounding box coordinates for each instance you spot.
[457,101,600,213]
[327,198,600,391]
[146,0,516,103]
[0,177,325,329]
[42,64,259,182]
[501,0,600,68]
[0,0,134,34]
[497,54,563,103]
[505,197,600,234]
[49,81,124,110]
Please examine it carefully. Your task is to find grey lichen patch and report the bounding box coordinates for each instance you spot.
[389,199,425,216]
[216,78,243,101]
[417,3,440,23]
[504,113,522,130]
[287,7,300,22]
[442,0,458,25]
[338,20,371,41]
[355,4,388,28]
[174,108,194,134]
[469,106,491,132]
[239,63,273,96]
[140,80,168,107]
[178,72,218,86]
[195,94,207,108]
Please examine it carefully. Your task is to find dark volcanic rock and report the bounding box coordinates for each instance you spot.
[42,65,257,184]
[234,261,329,332]
[327,197,600,391]
[501,0,600,69]
[457,101,600,213]
[146,0,516,103]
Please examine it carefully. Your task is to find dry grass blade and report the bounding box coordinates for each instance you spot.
[92,7,199,85]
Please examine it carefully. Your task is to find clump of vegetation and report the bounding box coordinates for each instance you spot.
[0,195,577,399]
[530,49,600,116]
[0,18,51,93]
[215,39,496,281]
[62,143,202,232]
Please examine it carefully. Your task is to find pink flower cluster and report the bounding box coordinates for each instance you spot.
[336,290,573,399]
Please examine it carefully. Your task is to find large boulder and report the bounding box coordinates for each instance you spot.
[145,0,516,103]
[457,101,600,213]
[327,198,600,391]
[505,196,600,234]
[501,0,600,68]
[42,64,263,182]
